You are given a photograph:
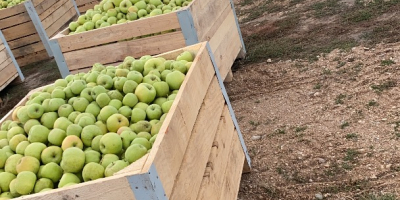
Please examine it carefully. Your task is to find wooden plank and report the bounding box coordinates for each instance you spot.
[0,62,18,86]
[0,57,13,71]
[196,106,236,200]
[170,77,225,200]
[34,0,58,15]
[16,50,50,67]
[209,10,242,79]
[76,0,100,6]
[56,12,181,52]
[40,0,73,28]
[11,42,46,58]
[0,46,8,61]
[189,0,231,41]
[2,21,37,41]
[0,12,30,29]
[218,129,245,200]
[0,3,26,20]
[141,43,216,197]
[115,154,149,176]
[0,72,18,92]
[63,31,186,71]
[78,3,97,13]
[8,34,41,50]
[45,6,77,38]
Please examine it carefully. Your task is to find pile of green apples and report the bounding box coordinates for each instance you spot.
[0,0,26,10]
[68,0,192,34]
[0,50,194,199]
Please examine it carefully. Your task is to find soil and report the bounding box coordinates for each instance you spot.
[1,0,400,199]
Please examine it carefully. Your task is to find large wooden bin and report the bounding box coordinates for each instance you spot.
[0,31,24,92]
[50,0,246,80]
[0,0,79,66]
[1,42,250,199]
[75,0,101,13]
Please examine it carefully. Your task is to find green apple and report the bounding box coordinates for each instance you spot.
[123,80,138,94]
[0,139,8,149]
[176,50,194,62]
[114,77,127,92]
[39,162,62,183]
[137,132,151,140]
[80,88,93,102]
[115,69,129,78]
[1,120,11,131]
[3,146,14,158]
[77,116,96,127]
[15,141,30,155]
[48,128,66,146]
[85,102,101,118]
[130,108,146,123]
[125,144,148,163]
[41,146,63,165]
[98,105,118,122]
[0,149,8,168]
[100,154,119,168]
[73,97,90,112]
[143,74,161,85]
[66,124,82,137]
[15,171,36,195]
[70,80,86,95]
[100,133,123,154]
[83,21,95,30]
[149,134,157,145]
[146,4,156,13]
[67,97,77,106]
[0,130,6,140]
[26,103,44,119]
[153,97,167,107]
[109,99,123,110]
[121,93,138,108]
[91,85,108,100]
[0,172,16,192]
[77,15,88,25]
[28,125,49,144]
[96,92,111,108]
[167,93,177,101]
[146,104,162,120]
[95,121,108,135]
[108,90,124,101]
[16,106,30,123]
[51,88,66,99]
[61,135,83,150]
[84,150,101,164]
[30,95,45,105]
[149,0,162,6]
[166,70,185,90]
[7,126,24,141]
[153,81,169,97]
[104,160,129,177]
[130,60,145,74]
[58,173,81,188]
[131,137,151,150]
[119,106,132,119]
[58,104,74,118]
[85,71,100,83]
[119,0,132,13]
[97,74,113,89]
[5,154,23,175]
[135,83,156,103]
[60,147,85,173]
[24,142,46,160]
[126,12,138,20]
[149,8,162,16]
[81,125,103,146]
[48,98,66,112]
[100,21,111,28]
[161,100,174,113]
[40,112,58,129]
[91,135,103,152]
[148,69,161,78]
[92,13,103,23]
[95,19,105,28]
[143,58,165,76]
[9,178,21,198]
[33,178,54,193]
[68,111,81,122]
[116,126,131,135]
[16,156,40,174]
[82,162,104,182]
[54,117,73,131]
[171,60,188,74]
[63,86,74,99]
[69,21,79,31]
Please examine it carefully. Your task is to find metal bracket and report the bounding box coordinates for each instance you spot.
[24,0,53,57]
[49,40,70,78]
[177,9,199,46]
[206,42,251,169]
[128,164,168,200]
[229,0,246,54]
[0,30,25,81]
[71,0,80,16]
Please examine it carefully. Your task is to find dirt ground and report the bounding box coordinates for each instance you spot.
[1,0,400,199]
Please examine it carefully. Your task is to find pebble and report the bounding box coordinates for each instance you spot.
[314,92,321,97]
[317,158,326,164]
[315,193,323,200]
[267,58,272,63]
[251,135,262,141]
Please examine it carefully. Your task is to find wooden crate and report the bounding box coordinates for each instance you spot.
[0,30,24,92]
[1,42,250,200]
[75,0,101,13]
[50,0,246,80]
[0,0,79,66]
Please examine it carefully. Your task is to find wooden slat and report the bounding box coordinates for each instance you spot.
[8,34,41,50]
[0,3,26,20]
[141,43,216,197]
[170,77,225,200]
[45,6,77,37]
[115,154,149,176]
[40,0,72,27]
[16,50,49,67]
[189,0,231,41]
[63,31,186,71]
[78,3,97,13]
[56,12,181,52]
[0,72,18,92]
[76,0,100,6]
[34,0,58,15]
[31,0,47,7]
[218,129,245,200]
[209,9,242,79]
[0,12,30,29]
[2,21,36,41]
[11,42,46,58]
[196,106,236,200]
[0,62,18,86]
[0,57,13,72]
[0,46,9,62]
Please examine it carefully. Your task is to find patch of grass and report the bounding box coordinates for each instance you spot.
[359,193,397,200]
[345,133,358,140]
[371,80,396,92]
[295,126,307,132]
[335,94,347,104]
[381,59,396,66]
[367,100,379,107]
[345,10,372,22]
[324,163,343,177]
[337,61,346,68]
[276,129,286,135]
[314,83,322,89]
[322,68,332,75]
[344,149,360,162]
[249,120,260,126]
[342,162,353,170]
[311,0,342,18]
[340,121,350,129]
[255,100,260,103]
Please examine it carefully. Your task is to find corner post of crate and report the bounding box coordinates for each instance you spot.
[24,0,53,58]
[127,164,167,199]
[71,0,81,16]
[205,42,251,173]
[229,0,246,59]
[0,30,25,82]
[49,39,70,78]
[177,8,199,46]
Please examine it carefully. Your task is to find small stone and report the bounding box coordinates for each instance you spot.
[370,174,377,179]
[363,47,370,51]
[317,158,326,164]
[267,59,272,63]
[251,135,262,141]
[382,118,387,121]
[314,92,321,97]
[315,193,323,200]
